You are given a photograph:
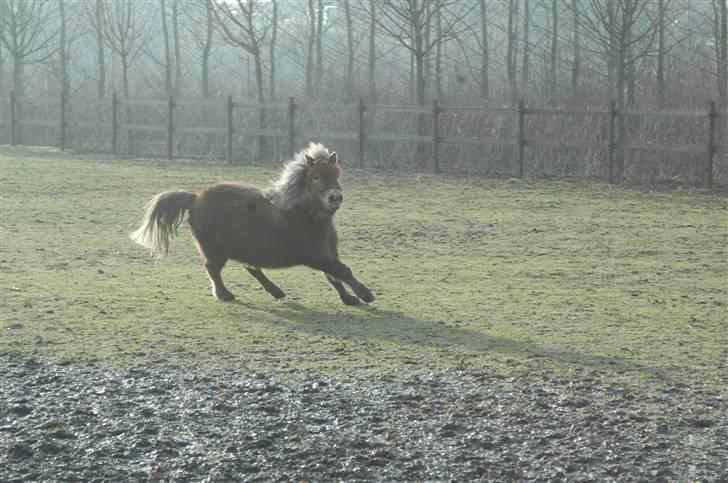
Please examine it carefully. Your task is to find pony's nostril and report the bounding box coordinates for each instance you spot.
[329,193,342,204]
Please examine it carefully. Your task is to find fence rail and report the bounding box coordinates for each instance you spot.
[3,91,724,187]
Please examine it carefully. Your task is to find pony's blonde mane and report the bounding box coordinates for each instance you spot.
[265,142,332,210]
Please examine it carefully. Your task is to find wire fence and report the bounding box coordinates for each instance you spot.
[1,92,725,187]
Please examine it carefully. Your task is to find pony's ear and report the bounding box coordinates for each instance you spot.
[306,155,315,167]
[328,152,338,164]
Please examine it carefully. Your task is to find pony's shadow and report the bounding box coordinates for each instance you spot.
[235,299,667,380]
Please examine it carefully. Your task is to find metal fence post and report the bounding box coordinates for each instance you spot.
[432,98,440,173]
[288,96,296,158]
[10,90,16,146]
[167,95,174,159]
[707,101,716,189]
[60,91,66,151]
[358,97,365,168]
[517,99,525,178]
[607,100,616,184]
[227,95,234,164]
[111,92,118,155]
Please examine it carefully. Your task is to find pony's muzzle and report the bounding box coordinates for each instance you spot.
[324,190,343,212]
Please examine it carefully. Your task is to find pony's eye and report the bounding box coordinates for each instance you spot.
[312,174,320,182]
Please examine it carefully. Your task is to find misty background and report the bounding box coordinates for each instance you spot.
[1,0,726,182]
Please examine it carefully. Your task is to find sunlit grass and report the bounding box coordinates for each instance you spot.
[1,145,726,389]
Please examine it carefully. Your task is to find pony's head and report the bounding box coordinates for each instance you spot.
[266,142,344,216]
[305,149,342,214]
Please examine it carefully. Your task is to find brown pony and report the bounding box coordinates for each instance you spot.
[130,143,374,305]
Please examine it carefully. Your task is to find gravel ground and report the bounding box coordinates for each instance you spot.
[2,353,726,482]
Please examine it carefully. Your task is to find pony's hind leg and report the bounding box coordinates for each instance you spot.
[205,257,235,301]
[245,267,286,300]
[325,274,361,306]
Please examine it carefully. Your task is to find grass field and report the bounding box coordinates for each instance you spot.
[1,145,726,389]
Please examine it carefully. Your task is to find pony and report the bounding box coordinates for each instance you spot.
[130,143,374,306]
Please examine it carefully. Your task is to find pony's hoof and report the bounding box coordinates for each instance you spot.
[357,288,375,303]
[215,290,236,301]
[341,294,361,306]
[269,287,286,300]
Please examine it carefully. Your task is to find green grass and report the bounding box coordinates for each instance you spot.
[1,145,726,388]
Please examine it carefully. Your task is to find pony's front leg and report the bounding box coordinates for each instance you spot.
[317,260,374,303]
[324,274,361,306]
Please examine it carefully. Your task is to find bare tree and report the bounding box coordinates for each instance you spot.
[711,0,727,118]
[578,0,659,108]
[59,0,68,95]
[343,0,355,99]
[306,0,316,96]
[212,0,270,157]
[656,0,667,107]
[92,0,153,99]
[269,0,278,100]
[434,0,443,100]
[89,0,107,99]
[571,0,581,96]
[550,0,558,101]
[373,0,467,106]
[0,0,59,98]
[315,0,324,87]
[183,0,214,98]
[479,0,489,100]
[172,0,182,95]
[521,0,530,89]
[506,0,519,101]
[578,0,659,179]
[368,0,377,101]
[160,0,173,95]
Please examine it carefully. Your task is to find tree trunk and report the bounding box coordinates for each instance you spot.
[269,0,278,100]
[95,0,105,99]
[160,0,172,96]
[506,0,518,101]
[656,0,666,108]
[424,0,431,95]
[521,0,530,90]
[315,0,324,88]
[550,0,558,102]
[571,0,580,97]
[344,0,354,100]
[201,0,212,98]
[59,0,69,95]
[368,0,376,102]
[435,0,442,100]
[306,0,315,96]
[713,0,727,118]
[172,0,182,96]
[13,55,23,120]
[479,0,489,100]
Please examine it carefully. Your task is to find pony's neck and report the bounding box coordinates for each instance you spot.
[298,196,333,222]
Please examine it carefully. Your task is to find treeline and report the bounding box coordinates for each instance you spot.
[1,0,726,113]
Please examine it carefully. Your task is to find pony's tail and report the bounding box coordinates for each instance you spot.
[130,191,196,260]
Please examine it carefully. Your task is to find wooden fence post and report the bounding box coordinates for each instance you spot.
[111,92,118,155]
[358,98,365,168]
[607,100,616,184]
[10,90,16,146]
[517,99,525,178]
[432,98,440,173]
[167,95,174,159]
[226,95,234,164]
[707,101,716,189]
[288,96,296,158]
[59,91,66,151]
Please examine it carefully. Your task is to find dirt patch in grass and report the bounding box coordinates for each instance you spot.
[2,353,726,481]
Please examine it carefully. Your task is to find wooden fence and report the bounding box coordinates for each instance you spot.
[4,91,724,187]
